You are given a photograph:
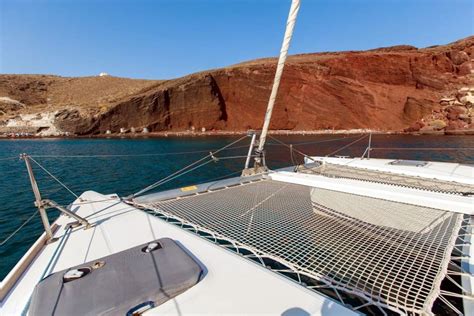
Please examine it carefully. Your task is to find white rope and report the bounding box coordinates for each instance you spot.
[268,135,318,163]
[142,180,463,314]
[325,134,368,157]
[199,169,243,184]
[0,156,18,161]
[131,154,254,198]
[26,138,366,160]
[30,148,226,158]
[258,0,301,152]
[282,135,363,146]
[131,135,249,198]
[29,157,80,199]
[300,162,473,195]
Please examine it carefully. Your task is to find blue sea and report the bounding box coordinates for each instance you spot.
[1,134,473,279]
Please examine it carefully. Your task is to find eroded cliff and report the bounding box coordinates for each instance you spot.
[1,36,473,136]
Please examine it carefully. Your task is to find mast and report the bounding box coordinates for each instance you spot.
[256,0,301,157]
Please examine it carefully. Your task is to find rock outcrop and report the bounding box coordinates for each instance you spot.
[83,74,227,134]
[0,97,25,115]
[406,86,474,134]
[0,75,160,136]
[0,36,473,136]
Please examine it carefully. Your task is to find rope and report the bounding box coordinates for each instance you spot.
[27,144,256,159]
[0,209,38,246]
[268,135,319,163]
[23,139,358,160]
[132,154,254,198]
[203,170,243,183]
[213,155,254,161]
[29,149,223,159]
[258,0,301,151]
[130,135,249,198]
[17,141,474,160]
[142,180,463,315]
[17,136,366,161]
[28,157,80,199]
[325,134,368,157]
[278,135,363,147]
[289,144,297,167]
[268,135,370,166]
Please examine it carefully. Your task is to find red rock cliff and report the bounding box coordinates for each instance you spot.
[1,36,473,135]
[84,36,472,134]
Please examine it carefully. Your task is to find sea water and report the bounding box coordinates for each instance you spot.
[1,134,473,279]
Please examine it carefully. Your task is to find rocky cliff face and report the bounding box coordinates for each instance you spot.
[82,74,228,134]
[1,36,473,136]
[0,75,160,135]
[405,86,474,134]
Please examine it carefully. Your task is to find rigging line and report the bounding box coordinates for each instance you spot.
[30,149,219,158]
[258,0,301,151]
[28,156,80,199]
[0,156,18,161]
[133,154,255,195]
[202,169,243,183]
[131,138,248,197]
[28,144,252,159]
[136,159,216,195]
[269,134,364,147]
[267,135,319,163]
[290,144,297,167]
[325,134,369,157]
[130,135,249,198]
[214,155,256,160]
[24,136,364,160]
[46,196,122,208]
[154,160,250,194]
[0,209,39,246]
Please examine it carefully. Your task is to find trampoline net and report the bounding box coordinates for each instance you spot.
[298,163,474,195]
[141,179,463,315]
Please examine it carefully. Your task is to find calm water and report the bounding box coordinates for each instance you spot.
[1,134,473,279]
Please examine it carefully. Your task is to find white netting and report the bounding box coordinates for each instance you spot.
[141,180,463,314]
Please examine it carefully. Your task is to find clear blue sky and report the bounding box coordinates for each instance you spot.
[1,0,472,79]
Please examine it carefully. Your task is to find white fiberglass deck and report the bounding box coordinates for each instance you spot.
[0,191,352,315]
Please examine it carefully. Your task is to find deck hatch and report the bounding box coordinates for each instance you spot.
[28,238,202,316]
[139,180,463,315]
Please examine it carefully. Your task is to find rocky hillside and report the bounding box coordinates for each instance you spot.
[405,86,474,134]
[1,36,473,136]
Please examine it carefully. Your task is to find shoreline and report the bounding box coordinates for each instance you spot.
[1,129,393,140]
[1,129,473,139]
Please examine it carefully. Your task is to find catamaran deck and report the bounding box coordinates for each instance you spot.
[305,157,474,186]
